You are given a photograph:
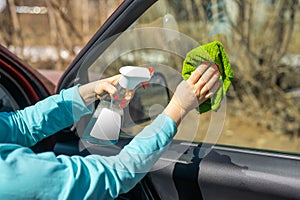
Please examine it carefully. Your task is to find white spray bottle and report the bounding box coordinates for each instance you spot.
[82,66,153,145]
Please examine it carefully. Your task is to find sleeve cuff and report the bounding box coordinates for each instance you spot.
[123,114,178,155]
[61,85,93,122]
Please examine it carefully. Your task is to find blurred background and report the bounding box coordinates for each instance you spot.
[0,0,300,153]
[0,0,123,70]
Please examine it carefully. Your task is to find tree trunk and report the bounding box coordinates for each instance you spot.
[82,0,89,41]
[7,0,23,56]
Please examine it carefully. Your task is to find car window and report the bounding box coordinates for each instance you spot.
[86,0,300,154]
[147,0,300,154]
[2,1,299,155]
[0,0,123,84]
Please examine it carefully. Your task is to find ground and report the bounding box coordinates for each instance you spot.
[174,103,300,154]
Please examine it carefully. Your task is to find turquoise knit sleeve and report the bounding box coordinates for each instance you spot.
[0,114,177,199]
[0,86,92,147]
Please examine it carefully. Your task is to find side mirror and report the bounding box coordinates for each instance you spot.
[123,72,170,128]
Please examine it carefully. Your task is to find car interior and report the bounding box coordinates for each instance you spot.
[1,0,300,199]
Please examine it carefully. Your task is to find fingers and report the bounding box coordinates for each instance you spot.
[94,75,121,98]
[186,62,210,85]
[186,62,221,104]
[124,90,135,101]
[198,67,220,95]
[195,63,219,88]
[205,80,221,99]
[102,74,121,86]
[79,74,122,104]
[98,82,118,95]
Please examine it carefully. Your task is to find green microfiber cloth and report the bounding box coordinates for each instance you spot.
[182,41,234,114]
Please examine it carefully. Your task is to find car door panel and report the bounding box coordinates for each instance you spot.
[146,144,300,200]
[50,0,300,199]
[0,45,56,152]
[0,45,54,105]
[54,134,300,200]
[198,146,300,200]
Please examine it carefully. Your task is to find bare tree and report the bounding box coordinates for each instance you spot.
[181,0,300,136]
[226,0,300,136]
[7,0,23,56]
[82,0,90,41]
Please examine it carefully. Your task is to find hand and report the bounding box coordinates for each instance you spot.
[163,62,220,125]
[78,75,121,105]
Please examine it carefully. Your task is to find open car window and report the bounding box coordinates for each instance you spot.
[0,1,124,86]
[73,0,300,156]
[2,1,298,156]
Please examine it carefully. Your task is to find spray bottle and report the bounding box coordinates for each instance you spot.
[82,66,154,145]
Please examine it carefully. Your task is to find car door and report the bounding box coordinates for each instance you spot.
[0,44,57,152]
[51,0,300,199]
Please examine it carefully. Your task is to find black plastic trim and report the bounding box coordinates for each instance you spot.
[0,48,50,102]
[54,139,300,199]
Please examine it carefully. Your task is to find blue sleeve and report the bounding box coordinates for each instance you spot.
[0,86,92,147]
[0,114,177,199]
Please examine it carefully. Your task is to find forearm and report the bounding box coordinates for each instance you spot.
[90,114,177,196]
[78,81,99,105]
[163,98,187,126]
[0,114,177,199]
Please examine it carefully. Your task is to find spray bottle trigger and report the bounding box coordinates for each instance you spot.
[142,82,149,89]
[141,67,154,89]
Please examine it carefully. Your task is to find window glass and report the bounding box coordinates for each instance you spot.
[89,0,300,154]
[151,0,300,154]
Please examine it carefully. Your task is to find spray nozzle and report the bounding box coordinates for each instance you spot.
[119,66,154,90]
